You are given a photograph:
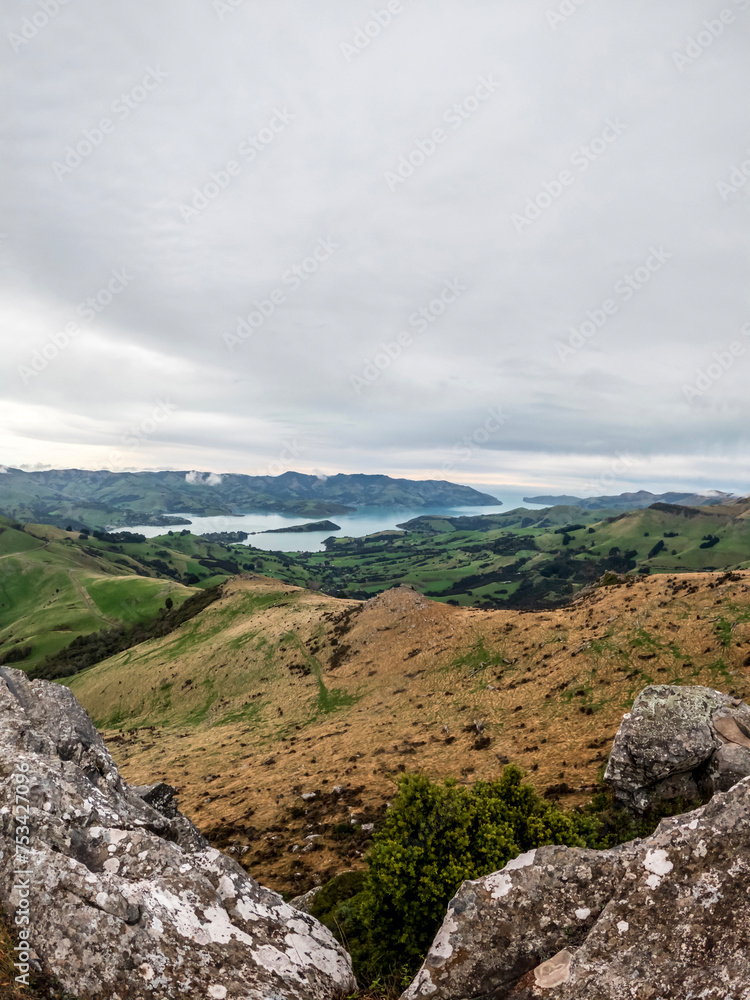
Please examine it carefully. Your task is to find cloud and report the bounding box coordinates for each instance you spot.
[185,471,223,486]
[0,0,748,492]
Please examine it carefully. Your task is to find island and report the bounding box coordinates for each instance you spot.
[198,531,250,543]
[259,520,341,534]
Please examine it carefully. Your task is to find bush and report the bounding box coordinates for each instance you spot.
[700,535,720,549]
[576,785,706,850]
[350,766,584,981]
[313,769,710,992]
[0,644,32,666]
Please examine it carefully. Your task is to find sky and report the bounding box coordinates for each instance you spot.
[1,0,749,496]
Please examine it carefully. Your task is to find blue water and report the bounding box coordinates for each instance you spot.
[127,489,548,553]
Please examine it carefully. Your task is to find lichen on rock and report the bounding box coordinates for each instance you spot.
[0,666,355,1000]
[604,684,750,812]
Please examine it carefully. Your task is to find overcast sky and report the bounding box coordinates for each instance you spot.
[1,0,749,495]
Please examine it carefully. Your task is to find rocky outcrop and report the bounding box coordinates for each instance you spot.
[0,667,355,1000]
[402,777,750,999]
[401,845,635,1000]
[603,684,750,812]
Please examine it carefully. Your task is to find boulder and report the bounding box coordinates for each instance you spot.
[290,885,324,914]
[603,684,750,812]
[0,667,355,1000]
[403,778,750,999]
[400,845,635,1000]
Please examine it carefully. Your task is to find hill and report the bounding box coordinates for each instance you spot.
[0,517,293,674]
[241,500,750,608]
[0,518,201,673]
[5,497,750,680]
[523,489,742,509]
[0,468,500,530]
[67,569,750,897]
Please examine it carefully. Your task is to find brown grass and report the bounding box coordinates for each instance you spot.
[69,571,750,895]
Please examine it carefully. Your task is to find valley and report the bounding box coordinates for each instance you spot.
[5,495,750,677]
[64,568,750,896]
[2,491,750,996]
[241,497,750,608]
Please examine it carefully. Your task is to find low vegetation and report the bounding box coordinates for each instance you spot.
[308,767,705,995]
[236,500,750,609]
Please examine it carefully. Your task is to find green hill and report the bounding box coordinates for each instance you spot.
[0,468,499,530]
[4,498,750,674]
[0,519,199,671]
[240,501,750,608]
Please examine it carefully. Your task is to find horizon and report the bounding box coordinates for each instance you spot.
[2,463,748,502]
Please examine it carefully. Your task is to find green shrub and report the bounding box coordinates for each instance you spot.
[312,769,710,992]
[345,766,583,982]
[576,786,706,850]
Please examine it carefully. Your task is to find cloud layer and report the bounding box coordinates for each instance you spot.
[1,0,749,494]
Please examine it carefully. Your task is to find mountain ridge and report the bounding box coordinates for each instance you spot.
[523,489,742,510]
[67,568,750,896]
[0,468,500,530]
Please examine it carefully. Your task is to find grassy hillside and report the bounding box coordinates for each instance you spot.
[68,570,750,897]
[238,500,750,608]
[4,499,750,673]
[0,519,222,672]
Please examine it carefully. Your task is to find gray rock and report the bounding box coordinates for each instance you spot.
[707,742,750,792]
[401,845,634,1000]
[290,885,324,914]
[603,684,750,812]
[403,778,750,1000]
[0,667,355,1000]
[132,782,180,818]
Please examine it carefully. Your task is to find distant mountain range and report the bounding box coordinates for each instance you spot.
[523,489,742,510]
[0,468,500,530]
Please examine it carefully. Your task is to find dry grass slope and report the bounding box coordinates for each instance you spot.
[69,571,750,896]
